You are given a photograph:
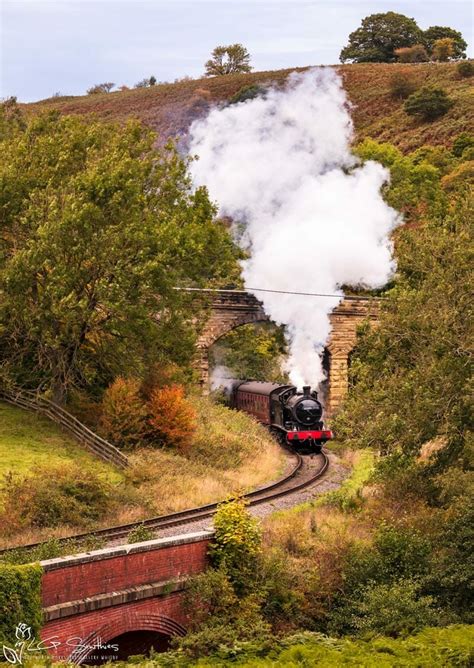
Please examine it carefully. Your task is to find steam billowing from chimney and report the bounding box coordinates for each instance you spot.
[189,69,400,388]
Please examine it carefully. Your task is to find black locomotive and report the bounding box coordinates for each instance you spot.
[230,381,332,453]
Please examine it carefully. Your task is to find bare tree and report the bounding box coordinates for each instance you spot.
[87,82,115,95]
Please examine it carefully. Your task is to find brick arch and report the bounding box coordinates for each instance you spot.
[69,612,186,664]
[196,291,269,391]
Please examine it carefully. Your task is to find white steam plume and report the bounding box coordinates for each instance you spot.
[189,68,400,389]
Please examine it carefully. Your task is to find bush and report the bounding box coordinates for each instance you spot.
[148,384,196,452]
[404,86,454,121]
[432,38,455,62]
[389,72,418,99]
[395,45,428,63]
[0,564,42,647]
[212,497,262,595]
[177,568,271,658]
[452,132,474,157]
[347,581,439,638]
[228,85,265,105]
[0,464,112,533]
[457,60,474,78]
[127,524,154,543]
[99,377,150,450]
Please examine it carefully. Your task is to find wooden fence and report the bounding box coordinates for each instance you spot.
[0,387,128,468]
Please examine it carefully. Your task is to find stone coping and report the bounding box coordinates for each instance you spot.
[40,530,214,571]
[43,577,188,620]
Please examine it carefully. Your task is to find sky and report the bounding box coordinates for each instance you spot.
[1,0,472,102]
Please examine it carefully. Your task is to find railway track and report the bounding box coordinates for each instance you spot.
[0,450,329,556]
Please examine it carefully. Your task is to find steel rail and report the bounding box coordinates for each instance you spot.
[0,451,329,556]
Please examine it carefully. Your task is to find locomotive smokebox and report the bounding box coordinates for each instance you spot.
[303,386,311,397]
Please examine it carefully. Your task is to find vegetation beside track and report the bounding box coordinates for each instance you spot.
[0,396,285,553]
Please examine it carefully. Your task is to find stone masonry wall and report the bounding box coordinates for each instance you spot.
[196,291,380,411]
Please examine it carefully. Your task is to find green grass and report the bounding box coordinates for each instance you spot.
[315,449,374,511]
[0,402,123,482]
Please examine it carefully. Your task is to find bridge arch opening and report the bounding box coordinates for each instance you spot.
[83,630,171,665]
[70,612,186,665]
[207,321,288,391]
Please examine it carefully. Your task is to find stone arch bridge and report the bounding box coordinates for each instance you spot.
[190,289,380,415]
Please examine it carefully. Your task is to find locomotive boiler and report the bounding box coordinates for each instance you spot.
[230,381,332,453]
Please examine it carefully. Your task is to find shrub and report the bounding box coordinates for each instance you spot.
[432,38,455,62]
[0,564,42,647]
[177,568,271,658]
[127,524,154,543]
[389,72,418,99]
[228,85,265,105]
[395,44,428,63]
[348,581,439,637]
[212,497,262,595]
[457,60,474,78]
[147,384,196,452]
[452,132,474,157]
[0,464,112,533]
[99,377,150,450]
[404,86,454,121]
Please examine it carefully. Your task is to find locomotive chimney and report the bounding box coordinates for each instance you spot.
[303,386,311,397]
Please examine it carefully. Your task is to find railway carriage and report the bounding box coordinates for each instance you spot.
[230,381,332,453]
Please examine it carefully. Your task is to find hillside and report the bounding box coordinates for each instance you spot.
[26,63,473,152]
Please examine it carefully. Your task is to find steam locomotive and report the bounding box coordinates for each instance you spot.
[230,381,332,453]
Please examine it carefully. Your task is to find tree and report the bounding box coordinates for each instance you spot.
[404,86,454,121]
[423,26,467,59]
[147,384,197,452]
[334,147,471,461]
[99,377,150,450]
[86,82,115,94]
[340,12,422,63]
[394,44,428,63]
[134,76,157,88]
[432,38,455,62]
[204,44,252,76]
[0,105,242,400]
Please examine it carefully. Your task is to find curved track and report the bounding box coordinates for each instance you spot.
[0,450,329,555]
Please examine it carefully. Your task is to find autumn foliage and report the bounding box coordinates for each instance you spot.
[148,384,197,453]
[99,377,150,450]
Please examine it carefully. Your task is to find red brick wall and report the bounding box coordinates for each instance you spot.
[42,538,210,607]
[39,533,212,662]
[41,593,186,662]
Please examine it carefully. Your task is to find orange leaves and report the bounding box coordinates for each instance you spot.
[99,374,197,453]
[99,377,150,450]
[148,384,197,453]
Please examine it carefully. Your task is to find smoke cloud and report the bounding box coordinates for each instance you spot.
[189,68,400,389]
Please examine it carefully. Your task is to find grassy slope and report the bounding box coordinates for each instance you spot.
[26,63,473,152]
[1,397,286,548]
[0,401,122,481]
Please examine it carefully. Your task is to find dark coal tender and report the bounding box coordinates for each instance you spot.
[230,381,332,453]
